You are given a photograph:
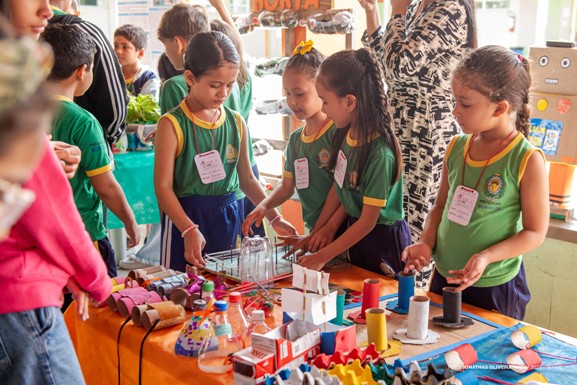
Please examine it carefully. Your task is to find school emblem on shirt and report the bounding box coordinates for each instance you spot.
[484,173,505,199]
[347,170,358,189]
[318,148,330,167]
[226,144,238,163]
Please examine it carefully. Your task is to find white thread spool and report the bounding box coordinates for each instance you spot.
[407,295,430,340]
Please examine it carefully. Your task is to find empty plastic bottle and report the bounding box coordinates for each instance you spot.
[307,11,355,34]
[228,292,250,348]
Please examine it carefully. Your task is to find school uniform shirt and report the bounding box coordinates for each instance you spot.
[158,75,256,199]
[126,65,160,100]
[50,8,128,144]
[435,133,544,287]
[161,101,243,198]
[52,97,112,242]
[283,121,336,229]
[335,131,405,225]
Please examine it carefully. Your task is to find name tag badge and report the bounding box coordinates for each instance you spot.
[294,158,309,189]
[194,150,226,184]
[334,150,347,188]
[447,185,479,226]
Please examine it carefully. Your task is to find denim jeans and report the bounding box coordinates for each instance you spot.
[0,307,86,385]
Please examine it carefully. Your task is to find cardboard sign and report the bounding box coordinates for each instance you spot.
[529,46,577,95]
[529,93,577,163]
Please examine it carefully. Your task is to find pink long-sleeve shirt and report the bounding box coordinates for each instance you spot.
[0,138,111,314]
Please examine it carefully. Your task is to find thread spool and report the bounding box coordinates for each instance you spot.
[131,304,149,327]
[511,325,542,349]
[406,296,430,340]
[432,287,473,328]
[137,269,177,285]
[386,271,415,314]
[445,344,478,372]
[329,289,346,325]
[365,308,388,351]
[506,349,542,374]
[128,265,165,280]
[349,279,380,324]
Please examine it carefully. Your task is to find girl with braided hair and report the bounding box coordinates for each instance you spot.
[298,48,411,276]
[403,46,549,319]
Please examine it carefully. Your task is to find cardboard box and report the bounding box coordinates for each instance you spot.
[529,46,577,95]
[232,348,276,385]
[529,93,577,163]
[250,319,321,369]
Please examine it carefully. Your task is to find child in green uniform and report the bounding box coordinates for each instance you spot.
[242,41,346,251]
[43,24,140,277]
[300,48,411,276]
[154,31,296,272]
[402,46,549,319]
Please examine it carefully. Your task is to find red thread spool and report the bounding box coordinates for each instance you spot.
[506,349,542,374]
[349,279,381,324]
[445,343,478,372]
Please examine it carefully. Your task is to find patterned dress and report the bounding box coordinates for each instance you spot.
[363,0,471,240]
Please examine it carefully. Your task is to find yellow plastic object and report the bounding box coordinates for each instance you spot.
[111,283,125,293]
[328,359,378,385]
[511,325,543,349]
[536,98,548,111]
[517,371,549,383]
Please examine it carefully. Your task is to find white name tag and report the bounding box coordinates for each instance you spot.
[194,150,226,184]
[334,150,347,188]
[294,158,309,189]
[447,185,479,226]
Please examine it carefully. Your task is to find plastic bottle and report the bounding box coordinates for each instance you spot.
[227,292,250,348]
[198,300,242,373]
[247,309,271,344]
[201,280,216,306]
[174,299,213,357]
[307,11,355,34]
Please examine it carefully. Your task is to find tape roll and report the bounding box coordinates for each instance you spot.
[511,325,542,349]
[445,343,478,372]
[506,349,542,374]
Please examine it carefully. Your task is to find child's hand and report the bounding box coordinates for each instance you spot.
[272,217,298,237]
[125,221,141,248]
[357,0,378,13]
[308,225,337,252]
[298,251,330,272]
[66,278,90,322]
[447,252,491,292]
[242,206,266,236]
[184,228,206,269]
[401,242,432,273]
[50,139,81,179]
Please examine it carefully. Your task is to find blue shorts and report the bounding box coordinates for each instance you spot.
[237,164,265,237]
[347,218,411,278]
[430,263,531,320]
[160,192,241,272]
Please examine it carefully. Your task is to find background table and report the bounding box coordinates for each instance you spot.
[64,266,521,385]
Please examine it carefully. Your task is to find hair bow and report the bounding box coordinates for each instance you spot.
[292,40,314,57]
[517,53,525,63]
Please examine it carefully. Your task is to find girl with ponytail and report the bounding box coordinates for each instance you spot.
[298,47,411,276]
[403,45,549,320]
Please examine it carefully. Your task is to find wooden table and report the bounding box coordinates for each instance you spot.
[64,266,520,385]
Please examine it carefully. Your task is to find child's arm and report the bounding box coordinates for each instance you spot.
[236,118,297,236]
[154,117,207,268]
[308,205,348,252]
[402,156,450,272]
[90,171,140,247]
[298,203,381,271]
[209,0,243,53]
[448,151,549,291]
[242,176,295,235]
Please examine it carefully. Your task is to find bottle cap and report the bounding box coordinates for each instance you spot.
[192,299,207,310]
[229,292,242,303]
[214,300,228,312]
[252,309,265,322]
[202,280,214,292]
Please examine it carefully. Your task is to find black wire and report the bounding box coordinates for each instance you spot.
[117,316,133,385]
[139,319,160,385]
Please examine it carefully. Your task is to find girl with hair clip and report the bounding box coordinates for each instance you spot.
[243,41,346,251]
[154,31,296,272]
[300,48,411,276]
[403,46,549,320]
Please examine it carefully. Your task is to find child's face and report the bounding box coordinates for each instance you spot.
[283,68,323,121]
[451,75,500,135]
[186,63,239,110]
[114,35,144,68]
[161,37,185,71]
[9,0,53,39]
[315,77,351,129]
[74,63,94,97]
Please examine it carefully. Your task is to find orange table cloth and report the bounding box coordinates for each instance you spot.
[64,266,516,385]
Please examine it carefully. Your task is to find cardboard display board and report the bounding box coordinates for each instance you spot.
[529,93,577,163]
[529,46,577,96]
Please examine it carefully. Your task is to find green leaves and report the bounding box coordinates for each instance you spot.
[126,94,161,124]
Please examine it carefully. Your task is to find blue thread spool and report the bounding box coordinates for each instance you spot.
[386,270,415,314]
